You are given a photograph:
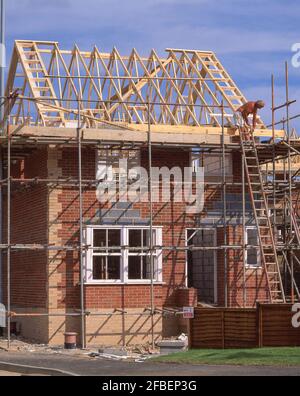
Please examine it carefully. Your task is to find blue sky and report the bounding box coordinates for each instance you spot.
[4,0,300,129]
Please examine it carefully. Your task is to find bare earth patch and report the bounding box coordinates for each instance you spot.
[0,370,21,376]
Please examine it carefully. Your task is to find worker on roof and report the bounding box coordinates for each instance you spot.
[237,100,265,130]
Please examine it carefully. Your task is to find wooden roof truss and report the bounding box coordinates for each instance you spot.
[4,40,265,129]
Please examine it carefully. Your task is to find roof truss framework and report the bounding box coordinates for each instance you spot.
[4,40,265,129]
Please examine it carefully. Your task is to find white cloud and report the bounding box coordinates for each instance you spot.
[5,0,299,56]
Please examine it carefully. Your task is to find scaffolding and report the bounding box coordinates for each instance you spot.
[0,41,300,350]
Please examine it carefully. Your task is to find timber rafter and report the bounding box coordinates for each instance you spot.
[4,40,266,130]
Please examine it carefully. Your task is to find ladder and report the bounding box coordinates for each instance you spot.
[197,52,265,128]
[15,41,65,127]
[239,126,285,303]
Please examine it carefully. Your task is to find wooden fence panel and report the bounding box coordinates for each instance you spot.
[224,310,257,348]
[190,304,300,349]
[191,308,257,349]
[191,309,224,348]
[260,304,300,347]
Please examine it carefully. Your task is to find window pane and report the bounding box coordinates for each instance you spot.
[143,229,156,247]
[108,229,121,247]
[143,230,149,247]
[248,229,258,245]
[248,249,258,266]
[247,229,258,266]
[93,255,120,280]
[94,229,106,247]
[142,256,152,280]
[93,256,106,280]
[128,256,154,280]
[129,230,142,249]
[128,256,142,279]
[107,256,121,280]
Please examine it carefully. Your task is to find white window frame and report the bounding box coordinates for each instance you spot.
[84,226,163,285]
[85,227,123,284]
[245,226,261,269]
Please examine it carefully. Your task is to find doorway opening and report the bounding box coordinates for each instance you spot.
[186,228,217,304]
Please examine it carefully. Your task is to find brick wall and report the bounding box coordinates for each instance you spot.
[54,147,268,310]
[2,148,48,309]
[1,145,269,345]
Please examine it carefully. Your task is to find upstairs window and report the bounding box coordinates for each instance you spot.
[96,149,141,182]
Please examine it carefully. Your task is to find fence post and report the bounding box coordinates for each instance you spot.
[221,310,225,349]
[257,303,263,348]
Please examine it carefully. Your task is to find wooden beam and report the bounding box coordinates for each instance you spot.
[7,125,284,144]
[114,123,285,138]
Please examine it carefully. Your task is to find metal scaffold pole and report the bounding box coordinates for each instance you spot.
[271,75,276,236]
[148,101,155,350]
[0,0,5,315]
[6,116,11,349]
[222,101,228,307]
[242,145,246,307]
[0,0,4,123]
[285,62,294,303]
[78,96,86,349]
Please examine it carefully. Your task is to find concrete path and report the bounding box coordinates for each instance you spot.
[0,351,300,376]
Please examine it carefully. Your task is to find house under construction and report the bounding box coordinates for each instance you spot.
[0,40,299,348]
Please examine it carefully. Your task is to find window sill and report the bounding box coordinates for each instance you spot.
[245,265,262,270]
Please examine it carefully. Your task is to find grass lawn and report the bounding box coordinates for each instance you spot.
[153,348,300,367]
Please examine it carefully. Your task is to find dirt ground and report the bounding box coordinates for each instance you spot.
[0,336,157,362]
[0,370,21,376]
